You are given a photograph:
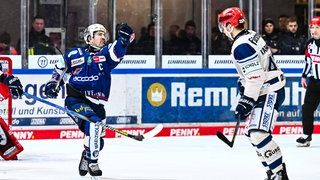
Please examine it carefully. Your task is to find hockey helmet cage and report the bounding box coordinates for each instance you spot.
[218,7,245,32]
[310,16,320,26]
[83,23,109,44]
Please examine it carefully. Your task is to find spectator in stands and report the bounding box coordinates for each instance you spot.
[134,22,155,54]
[16,15,56,55]
[276,14,289,36]
[211,27,231,54]
[179,20,201,55]
[262,18,280,54]
[164,24,182,55]
[0,31,18,55]
[278,16,307,55]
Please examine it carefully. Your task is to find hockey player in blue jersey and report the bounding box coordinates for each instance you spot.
[44,23,135,177]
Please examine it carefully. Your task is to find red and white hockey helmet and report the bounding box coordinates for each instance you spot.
[218,7,245,32]
[83,23,109,44]
[310,16,320,26]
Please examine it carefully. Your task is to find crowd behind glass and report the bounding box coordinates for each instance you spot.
[0,2,310,58]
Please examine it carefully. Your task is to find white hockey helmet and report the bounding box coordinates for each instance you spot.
[83,23,109,45]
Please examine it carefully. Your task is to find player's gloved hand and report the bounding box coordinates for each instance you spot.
[118,23,135,47]
[3,75,23,97]
[44,80,60,98]
[235,95,255,120]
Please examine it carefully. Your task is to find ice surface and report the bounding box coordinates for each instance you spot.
[0,134,319,180]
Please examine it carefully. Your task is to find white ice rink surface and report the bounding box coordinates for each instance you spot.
[0,134,319,180]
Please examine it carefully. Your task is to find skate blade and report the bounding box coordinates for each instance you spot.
[296,141,310,147]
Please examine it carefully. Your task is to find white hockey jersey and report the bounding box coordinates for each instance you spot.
[231,30,286,101]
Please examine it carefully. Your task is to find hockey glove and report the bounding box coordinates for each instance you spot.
[3,75,23,97]
[118,23,135,47]
[235,95,255,120]
[44,80,60,98]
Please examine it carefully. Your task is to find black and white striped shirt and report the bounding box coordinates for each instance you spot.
[302,39,320,79]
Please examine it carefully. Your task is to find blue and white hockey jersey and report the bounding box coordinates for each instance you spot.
[231,30,286,101]
[54,39,127,102]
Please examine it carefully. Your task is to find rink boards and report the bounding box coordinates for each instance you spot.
[4,55,319,139]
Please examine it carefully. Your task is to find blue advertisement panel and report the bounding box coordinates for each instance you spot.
[142,76,313,123]
[142,77,238,123]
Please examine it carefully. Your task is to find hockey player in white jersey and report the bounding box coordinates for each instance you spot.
[218,7,289,180]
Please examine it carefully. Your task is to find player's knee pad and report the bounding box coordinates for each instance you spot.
[248,130,271,146]
[249,131,283,173]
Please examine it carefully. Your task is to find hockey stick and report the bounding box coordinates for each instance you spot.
[23,92,163,141]
[55,47,68,91]
[216,116,241,148]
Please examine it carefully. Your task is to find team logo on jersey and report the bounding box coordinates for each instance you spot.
[241,60,262,74]
[93,56,106,63]
[87,56,92,64]
[73,75,99,82]
[71,57,85,67]
[311,54,320,64]
[147,83,167,107]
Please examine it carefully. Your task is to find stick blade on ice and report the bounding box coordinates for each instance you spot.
[216,117,240,148]
[142,124,163,139]
[216,131,234,147]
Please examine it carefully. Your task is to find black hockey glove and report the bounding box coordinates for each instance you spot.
[3,75,23,97]
[118,23,135,47]
[235,95,255,120]
[44,80,60,98]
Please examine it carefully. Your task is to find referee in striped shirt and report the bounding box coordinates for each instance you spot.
[297,16,320,147]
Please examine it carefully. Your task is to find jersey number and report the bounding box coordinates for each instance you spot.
[268,55,277,71]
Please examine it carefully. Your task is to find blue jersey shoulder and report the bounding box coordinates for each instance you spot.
[234,43,257,63]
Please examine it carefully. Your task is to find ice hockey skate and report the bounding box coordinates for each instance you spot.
[88,162,102,177]
[296,134,312,147]
[78,150,88,176]
[265,163,289,180]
